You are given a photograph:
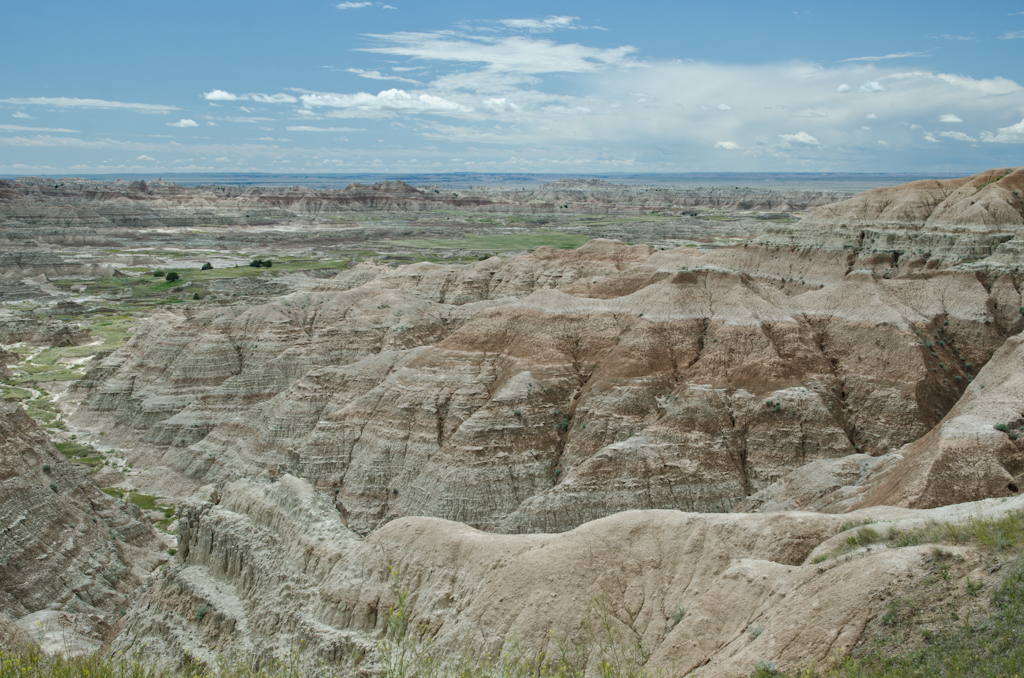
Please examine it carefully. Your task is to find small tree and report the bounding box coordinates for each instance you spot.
[166,271,179,282]
[262,260,272,268]
[201,262,212,270]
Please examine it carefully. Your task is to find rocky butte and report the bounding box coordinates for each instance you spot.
[1,167,1024,676]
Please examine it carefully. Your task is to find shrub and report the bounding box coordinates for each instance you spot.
[666,604,687,628]
[196,605,208,620]
[165,271,179,282]
[153,270,165,277]
[49,483,57,492]
[42,464,50,472]
[167,548,177,556]
[996,423,1010,432]
[201,262,213,270]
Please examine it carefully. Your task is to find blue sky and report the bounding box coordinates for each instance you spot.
[2,0,1024,175]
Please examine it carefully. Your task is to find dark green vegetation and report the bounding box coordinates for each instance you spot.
[55,441,103,467]
[755,510,1024,677]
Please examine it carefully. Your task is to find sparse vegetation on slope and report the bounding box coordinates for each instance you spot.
[758,511,1024,677]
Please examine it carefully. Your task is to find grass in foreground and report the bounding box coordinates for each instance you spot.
[757,510,1024,677]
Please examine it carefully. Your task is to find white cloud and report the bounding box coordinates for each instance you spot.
[207,121,218,126]
[483,98,521,113]
[0,124,79,133]
[836,84,850,93]
[167,119,199,128]
[204,89,242,101]
[0,97,177,112]
[778,132,820,145]
[136,155,156,161]
[861,126,871,130]
[336,2,372,8]
[499,16,578,32]
[939,114,963,123]
[715,141,740,150]
[981,118,1024,143]
[887,71,1022,95]
[841,51,930,62]
[250,93,298,103]
[382,4,397,8]
[938,130,976,141]
[285,125,367,132]
[923,134,940,142]
[11,111,33,119]
[360,32,638,74]
[858,81,886,93]
[999,30,1024,39]
[301,88,472,115]
[716,103,732,110]
[346,68,421,84]
[203,90,296,103]
[866,113,878,119]
[877,140,888,145]
[545,105,591,114]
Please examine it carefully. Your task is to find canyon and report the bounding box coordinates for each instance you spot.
[2,167,1024,676]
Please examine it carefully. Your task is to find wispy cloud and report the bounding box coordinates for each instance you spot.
[203,90,297,103]
[999,30,1024,39]
[778,132,821,146]
[336,2,372,8]
[301,88,472,115]
[360,32,637,74]
[285,125,367,132]
[939,113,963,122]
[981,118,1024,143]
[841,51,930,62]
[715,141,740,150]
[499,16,579,32]
[0,124,79,133]
[345,68,422,84]
[167,119,199,127]
[0,97,178,113]
[11,111,34,120]
[938,130,976,142]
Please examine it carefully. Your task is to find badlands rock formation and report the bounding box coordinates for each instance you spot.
[111,472,1024,677]
[5,167,1024,675]
[72,235,1022,535]
[0,401,163,653]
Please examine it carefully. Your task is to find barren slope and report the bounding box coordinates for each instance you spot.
[69,237,1023,534]
[0,401,163,653]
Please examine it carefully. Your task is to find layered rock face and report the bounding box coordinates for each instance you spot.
[71,236,1023,535]
[112,473,1024,677]
[740,331,1024,513]
[765,166,1024,261]
[0,402,163,653]
[43,167,1024,675]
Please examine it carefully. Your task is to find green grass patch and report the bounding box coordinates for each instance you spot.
[385,231,592,252]
[102,487,126,499]
[0,385,32,401]
[55,441,97,458]
[764,510,1024,677]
